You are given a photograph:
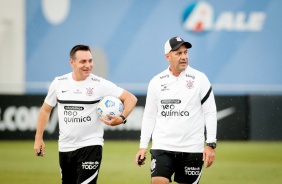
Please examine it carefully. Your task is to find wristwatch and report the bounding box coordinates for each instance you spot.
[120,115,127,124]
[207,142,217,149]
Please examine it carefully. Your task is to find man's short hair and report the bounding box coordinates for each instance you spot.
[70,45,91,60]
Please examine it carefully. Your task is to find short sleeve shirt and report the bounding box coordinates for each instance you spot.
[45,73,123,152]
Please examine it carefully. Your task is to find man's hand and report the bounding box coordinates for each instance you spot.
[100,114,123,126]
[34,138,45,157]
[203,146,215,168]
[135,148,147,167]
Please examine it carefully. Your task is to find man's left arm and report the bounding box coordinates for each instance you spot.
[201,76,217,167]
[119,90,138,118]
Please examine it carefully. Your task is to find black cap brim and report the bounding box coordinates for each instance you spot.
[171,42,192,51]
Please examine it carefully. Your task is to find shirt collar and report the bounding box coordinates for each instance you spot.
[167,66,190,78]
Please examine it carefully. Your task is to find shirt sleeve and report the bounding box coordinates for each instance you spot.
[44,77,59,107]
[139,79,158,148]
[200,74,217,143]
[101,78,124,98]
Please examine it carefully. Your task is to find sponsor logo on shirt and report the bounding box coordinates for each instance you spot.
[161,99,181,104]
[161,99,189,117]
[160,74,169,79]
[63,106,91,124]
[58,77,68,80]
[64,106,84,111]
[74,89,82,94]
[161,84,169,91]
[91,77,100,82]
[186,74,195,79]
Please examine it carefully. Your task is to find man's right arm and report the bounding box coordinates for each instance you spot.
[136,80,158,166]
[34,102,53,156]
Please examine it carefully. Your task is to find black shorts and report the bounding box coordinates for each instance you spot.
[150,149,203,183]
[59,145,102,184]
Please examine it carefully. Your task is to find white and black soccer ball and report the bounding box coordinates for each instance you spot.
[96,96,124,119]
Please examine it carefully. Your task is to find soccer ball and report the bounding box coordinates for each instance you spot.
[96,96,124,119]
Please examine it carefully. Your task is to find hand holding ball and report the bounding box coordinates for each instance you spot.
[96,96,124,120]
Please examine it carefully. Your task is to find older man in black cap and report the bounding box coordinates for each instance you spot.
[136,36,217,184]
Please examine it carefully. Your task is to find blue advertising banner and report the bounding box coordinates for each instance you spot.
[26,0,282,95]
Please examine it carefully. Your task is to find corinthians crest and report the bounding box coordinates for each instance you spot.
[86,87,94,96]
[186,80,194,89]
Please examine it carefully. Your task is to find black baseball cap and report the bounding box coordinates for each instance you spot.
[164,36,192,54]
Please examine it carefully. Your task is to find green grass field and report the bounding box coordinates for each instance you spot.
[0,140,281,184]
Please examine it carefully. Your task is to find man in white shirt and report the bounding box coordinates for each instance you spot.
[135,36,217,184]
[34,44,137,184]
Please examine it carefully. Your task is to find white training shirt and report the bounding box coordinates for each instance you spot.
[140,66,217,152]
[45,72,123,152]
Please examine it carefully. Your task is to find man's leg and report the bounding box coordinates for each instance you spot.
[59,151,77,184]
[76,145,102,184]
